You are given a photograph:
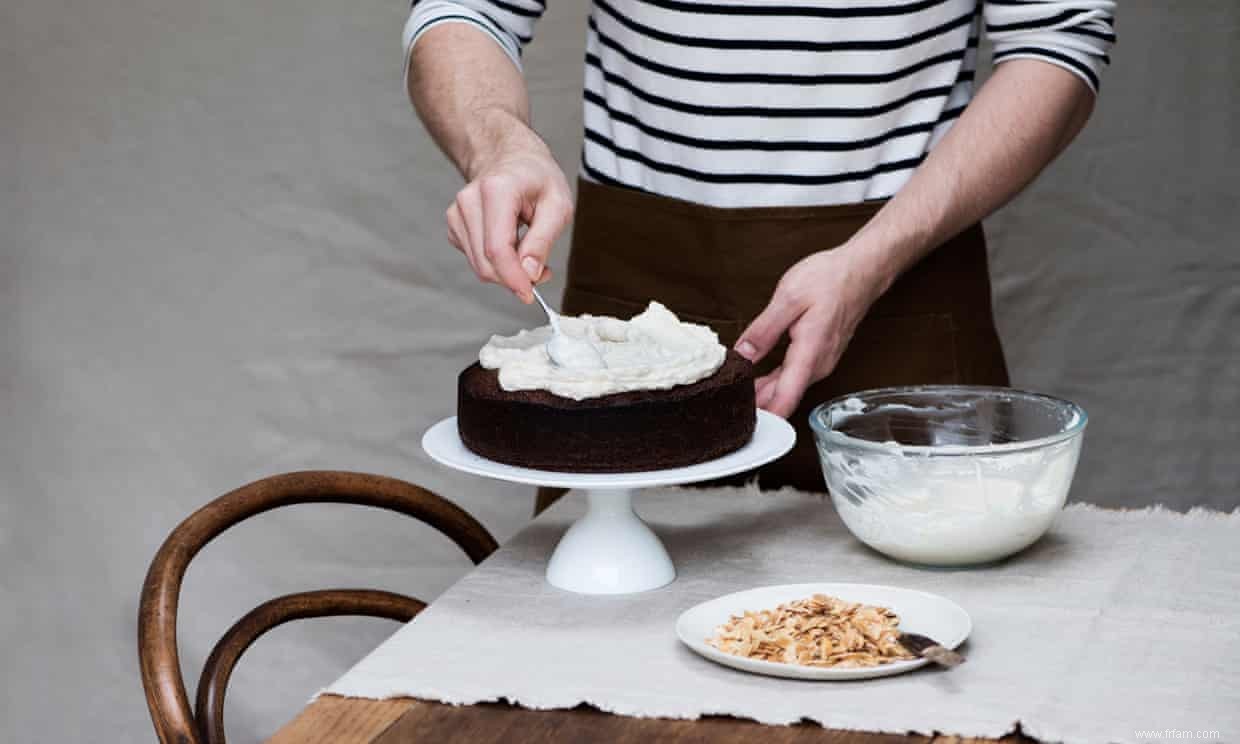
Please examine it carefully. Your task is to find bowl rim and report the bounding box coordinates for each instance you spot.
[808,384,1089,457]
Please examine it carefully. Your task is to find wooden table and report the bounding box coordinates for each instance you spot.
[270,695,1029,743]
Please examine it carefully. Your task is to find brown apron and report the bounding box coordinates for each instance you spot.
[535,178,1009,513]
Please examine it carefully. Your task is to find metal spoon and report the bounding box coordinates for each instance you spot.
[530,287,606,369]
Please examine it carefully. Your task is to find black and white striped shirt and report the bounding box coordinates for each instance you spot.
[404,1,1116,208]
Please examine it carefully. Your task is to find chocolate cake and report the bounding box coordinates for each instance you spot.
[457,350,756,472]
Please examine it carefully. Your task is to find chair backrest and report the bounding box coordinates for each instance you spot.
[138,470,498,744]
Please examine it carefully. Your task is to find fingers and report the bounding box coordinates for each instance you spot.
[735,291,803,365]
[451,185,499,285]
[517,188,573,285]
[447,173,570,299]
[480,175,535,303]
[446,202,476,270]
[754,368,780,410]
[764,329,820,418]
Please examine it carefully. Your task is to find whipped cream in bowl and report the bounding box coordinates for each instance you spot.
[810,386,1088,566]
[479,301,726,400]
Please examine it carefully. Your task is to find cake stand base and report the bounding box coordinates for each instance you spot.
[544,488,675,595]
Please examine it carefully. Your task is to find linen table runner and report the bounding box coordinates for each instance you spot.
[326,486,1240,744]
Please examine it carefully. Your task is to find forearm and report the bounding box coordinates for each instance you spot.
[406,20,572,303]
[845,59,1096,297]
[406,23,539,180]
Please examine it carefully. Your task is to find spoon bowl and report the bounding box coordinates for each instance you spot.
[531,287,606,370]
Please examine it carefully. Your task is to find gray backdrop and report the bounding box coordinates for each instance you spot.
[2,1,1236,742]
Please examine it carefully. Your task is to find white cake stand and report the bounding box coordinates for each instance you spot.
[422,410,796,595]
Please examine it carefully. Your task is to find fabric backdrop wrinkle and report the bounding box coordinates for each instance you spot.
[2,1,1236,742]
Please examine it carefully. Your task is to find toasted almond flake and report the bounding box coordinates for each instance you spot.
[705,594,915,669]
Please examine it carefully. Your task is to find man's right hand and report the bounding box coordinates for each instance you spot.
[445,110,573,304]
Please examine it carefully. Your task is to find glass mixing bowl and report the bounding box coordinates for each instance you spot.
[809,386,1088,567]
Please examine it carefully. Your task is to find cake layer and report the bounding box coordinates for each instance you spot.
[457,351,756,473]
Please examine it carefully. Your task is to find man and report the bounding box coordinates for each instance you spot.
[404,0,1115,496]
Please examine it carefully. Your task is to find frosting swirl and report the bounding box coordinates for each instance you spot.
[478,301,726,400]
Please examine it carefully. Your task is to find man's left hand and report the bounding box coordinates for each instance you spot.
[734,243,889,418]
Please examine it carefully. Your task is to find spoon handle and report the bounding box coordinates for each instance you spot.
[898,633,965,668]
[531,287,561,334]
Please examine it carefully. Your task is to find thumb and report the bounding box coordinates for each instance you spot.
[517,190,573,283]
[735,294,800,364]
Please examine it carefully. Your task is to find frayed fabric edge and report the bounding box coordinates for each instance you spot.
[311,687,1021,740]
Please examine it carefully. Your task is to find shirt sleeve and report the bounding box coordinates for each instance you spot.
[403,0,546,72]
[983,0,1117,93]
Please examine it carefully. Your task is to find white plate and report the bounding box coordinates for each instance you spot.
[421,410,796,489]
[676,583,971,681]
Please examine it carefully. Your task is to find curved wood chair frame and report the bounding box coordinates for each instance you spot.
[138,470,498,744]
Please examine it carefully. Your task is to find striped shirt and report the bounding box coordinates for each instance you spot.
[404,1,1116,208]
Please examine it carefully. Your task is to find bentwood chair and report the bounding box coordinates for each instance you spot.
[138,470,498,744]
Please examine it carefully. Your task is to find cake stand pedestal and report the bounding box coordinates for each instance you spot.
[544,487,675,594]
[421,410,796,595]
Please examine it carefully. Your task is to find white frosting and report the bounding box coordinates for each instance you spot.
[545,332,607,371]
[479,301,726,400]
[821,439,1081,565]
